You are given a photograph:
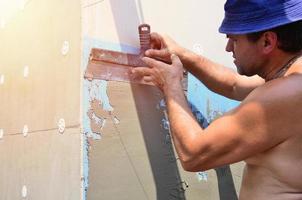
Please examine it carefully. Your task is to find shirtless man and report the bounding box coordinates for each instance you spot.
[131,0,302,199]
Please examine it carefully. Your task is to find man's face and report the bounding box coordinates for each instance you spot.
[225,34,261,76]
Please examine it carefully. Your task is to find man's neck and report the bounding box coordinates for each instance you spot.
[259,51,302,81]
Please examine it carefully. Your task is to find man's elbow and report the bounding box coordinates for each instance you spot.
[178,154,209,172]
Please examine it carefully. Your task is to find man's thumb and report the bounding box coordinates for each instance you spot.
[170,54,182,66]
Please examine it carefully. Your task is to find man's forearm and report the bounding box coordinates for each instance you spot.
[165,80,205,170]
[176,48,240,100]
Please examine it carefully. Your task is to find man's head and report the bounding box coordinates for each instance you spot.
[246,20,302,53]
[219,0,302,77]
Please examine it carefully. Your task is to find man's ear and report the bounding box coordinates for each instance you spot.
[261,31,278,54]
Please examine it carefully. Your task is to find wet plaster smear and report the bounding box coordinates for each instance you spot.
[82,37,243,200]
[82,37,193,199]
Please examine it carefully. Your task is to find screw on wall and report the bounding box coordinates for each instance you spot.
[0,129,3,139]
[23,66,29,78]
[180,181,189,190]
[0,74,4,85]
[61,41,70,56]
[21,185,27,198]
[23,65,29,78]
[58,118,65,134]
[23,125,28,137]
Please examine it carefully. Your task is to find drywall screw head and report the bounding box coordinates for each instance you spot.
[21,185,27,198]
[61,41,70,56]
[23,66,29,78]
[58,118,65,134]
[0,129,3,139]
[23,125,28,137]
[0,74,4,85]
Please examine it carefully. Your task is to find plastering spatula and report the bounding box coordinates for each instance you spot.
[84,24,151,84]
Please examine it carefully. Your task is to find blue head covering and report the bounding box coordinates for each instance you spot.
[219,0,302,34]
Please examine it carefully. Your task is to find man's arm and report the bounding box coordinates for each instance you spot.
[146,33,265,101]
[132,55,295,171]
[178,49,265,101]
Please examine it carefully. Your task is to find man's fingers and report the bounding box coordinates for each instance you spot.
[143,76,153,83]
[150,32,163,49]
[130,67,153,79]
[170,54,182,67]
[145,49,170,59]
[142,56,168,69]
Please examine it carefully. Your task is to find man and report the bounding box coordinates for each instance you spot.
[130,0,302,199]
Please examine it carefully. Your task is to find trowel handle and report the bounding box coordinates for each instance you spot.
[138,24,151,51]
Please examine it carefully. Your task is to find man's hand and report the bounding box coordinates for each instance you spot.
[146,33,184,64]
[130,54,184,93]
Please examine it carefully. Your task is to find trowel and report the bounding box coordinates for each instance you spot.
[84,24,152,84]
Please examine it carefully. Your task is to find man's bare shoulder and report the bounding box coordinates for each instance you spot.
[245,73,302,102]
[240,73,302,199]
[230,73,302,152]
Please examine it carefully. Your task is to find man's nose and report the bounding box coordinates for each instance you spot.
[225,39,233,52]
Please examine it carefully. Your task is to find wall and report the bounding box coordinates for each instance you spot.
[0,0,82,199]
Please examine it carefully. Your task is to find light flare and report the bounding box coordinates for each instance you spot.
[0,0,27,28]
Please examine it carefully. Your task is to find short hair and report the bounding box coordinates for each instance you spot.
[246,20,302,53]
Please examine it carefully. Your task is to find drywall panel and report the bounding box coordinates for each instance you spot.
[0,0,83,199]
[0,0,81,135]
[0,128,81,200]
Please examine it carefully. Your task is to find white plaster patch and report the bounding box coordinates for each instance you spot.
[159,99,166,109]
[23,66,29,78]
[157,99,166,110]
[0,74,4,85]
[91,113,106,130]
[23,125,28,137]
[113,116,120,124]
[58,118,66,134]
[91,112,103,125]
[21,185,27,198]
[61,41,70,55]
[193,43,204,55]
[89,80,113,111]
[87,132,101,140]
[196,171,208,182]
[162,118,170,130]
[0,129,3,139]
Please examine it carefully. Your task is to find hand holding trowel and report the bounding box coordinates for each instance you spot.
[84,24,153,84]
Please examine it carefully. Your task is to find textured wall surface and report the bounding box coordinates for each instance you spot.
[0,0,82,199]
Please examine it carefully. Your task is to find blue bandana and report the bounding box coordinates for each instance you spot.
[219,0,302,34]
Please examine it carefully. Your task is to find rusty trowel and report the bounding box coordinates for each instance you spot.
[84,24,152,84]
